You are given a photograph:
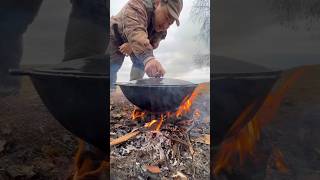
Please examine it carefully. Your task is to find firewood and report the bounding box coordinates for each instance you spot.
[110,129,140,146]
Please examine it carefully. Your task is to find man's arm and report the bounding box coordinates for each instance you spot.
[122,1,155,66]
[119,30,167,56]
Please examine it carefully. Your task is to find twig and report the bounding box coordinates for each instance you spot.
[110,129,140,146]
[163,134,189,146]
[185,133,196,178]
[185,133,195,155]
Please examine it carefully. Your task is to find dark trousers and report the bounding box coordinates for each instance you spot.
[63,0,108,61]
[0,0,43,95]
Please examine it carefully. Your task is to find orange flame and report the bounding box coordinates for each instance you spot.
[130,83,209,133]
[131,109,146,120]
[155,115,164,131]
[272,148,289,173]
[213,67,305,175]
[176,83,208,118]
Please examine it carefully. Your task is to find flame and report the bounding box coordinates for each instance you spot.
[130,83,208,132]
[213,67,305,175]
[272,148,289,173]
[155,114,164,131]
[176,83,208,118]
[71,140,109,178]
[131,109,146,120]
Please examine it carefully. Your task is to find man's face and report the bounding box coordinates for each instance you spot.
[154,3,175,32]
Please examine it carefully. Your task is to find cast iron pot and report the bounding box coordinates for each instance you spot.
[116,78,198,112]
[212,71,281,145]
[10,56,108,152]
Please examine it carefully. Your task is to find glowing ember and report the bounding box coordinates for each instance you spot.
[193,109,201,119]
[213,67,305,175]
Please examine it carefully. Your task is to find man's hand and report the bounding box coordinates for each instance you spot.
[119,43,132,56]
[145,59,165,78]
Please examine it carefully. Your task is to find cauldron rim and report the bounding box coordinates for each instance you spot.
[116,78,198,87]
[10,68,109,79]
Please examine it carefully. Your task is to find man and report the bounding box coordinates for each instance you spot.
[108,0,183,89]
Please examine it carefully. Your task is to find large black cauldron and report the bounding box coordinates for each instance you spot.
[116,78,197,112]
[212,56,282,144]
[10,56,108,152]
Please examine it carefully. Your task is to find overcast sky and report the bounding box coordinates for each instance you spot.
[214,0,320,69]
[21,0,210,83]
[20,0,319,80]
[21,0,71,65]
[110,0,210,83]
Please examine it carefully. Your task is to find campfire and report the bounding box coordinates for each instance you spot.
[110,82,210,179]
[111,83,209,145]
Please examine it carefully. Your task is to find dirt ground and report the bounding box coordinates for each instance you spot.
[0,77,77,179]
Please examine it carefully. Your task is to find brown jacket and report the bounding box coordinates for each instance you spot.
[110,0,167,65]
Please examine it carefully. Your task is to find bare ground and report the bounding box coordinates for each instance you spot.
[0,77,77,179]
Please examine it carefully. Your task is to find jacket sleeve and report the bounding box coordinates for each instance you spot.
[122,1,155,66]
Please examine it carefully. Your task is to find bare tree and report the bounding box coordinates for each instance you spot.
[267,0,320,29]
[190,0,210,68]
[190,0,210,45]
